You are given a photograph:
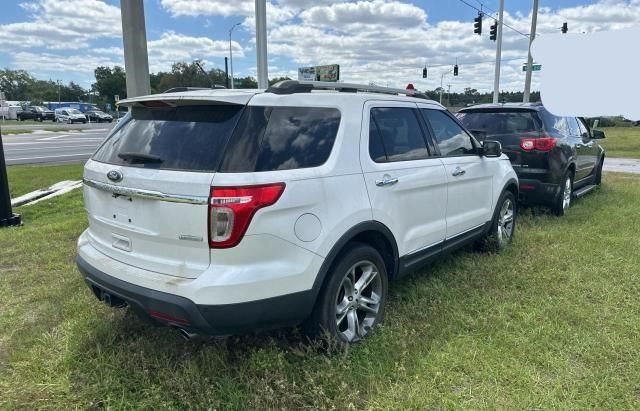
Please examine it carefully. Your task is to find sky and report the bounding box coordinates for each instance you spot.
[0,0,639,93]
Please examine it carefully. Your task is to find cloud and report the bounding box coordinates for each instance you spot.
[0,0,121,51]
[12,51,121,74]
[147,31,243,72]
[160,0,255,17]
[263,0,640,92]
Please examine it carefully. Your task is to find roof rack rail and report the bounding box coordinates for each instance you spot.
[163,85,226,93]
[266,80,431,100]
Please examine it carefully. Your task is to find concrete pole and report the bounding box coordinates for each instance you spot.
[493,0,505,103]
[255,0,269,89]
[120,0,151,98]
[523,0,539,103]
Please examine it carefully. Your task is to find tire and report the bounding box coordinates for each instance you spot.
[476,190,516,252]
[305,243,388,344]
[553,170,573,216]
[594,157,604,185]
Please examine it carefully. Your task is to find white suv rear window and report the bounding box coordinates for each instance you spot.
[92,105,244,172]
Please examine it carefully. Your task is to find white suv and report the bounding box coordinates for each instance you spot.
[77,81,518,343]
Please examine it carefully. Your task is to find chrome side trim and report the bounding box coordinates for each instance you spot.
[446,223,486,240]
[406,240,443,256]
[83,178,209,205]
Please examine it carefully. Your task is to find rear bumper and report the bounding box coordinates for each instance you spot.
[518,178,560,204]
[77,255,315,336]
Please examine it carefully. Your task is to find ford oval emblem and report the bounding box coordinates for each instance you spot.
[107,170,123,182]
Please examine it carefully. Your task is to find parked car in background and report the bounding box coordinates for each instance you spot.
[17,106,53,121]
[85,110,113,123]
[76,81,518,344]
[34,106,55,121]
[457,103,605,216]
[55,108,87,124]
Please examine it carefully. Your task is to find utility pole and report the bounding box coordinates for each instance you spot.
[229,22,241,89]
[0,126,21,228]
[255,0,269,89]
[120,0,151,98]
[57,80,61,105]
[439,73,444,105]
[493,0,505,103]
[447,84,452,107]
[523,0,539,103]
[224,57,229,88]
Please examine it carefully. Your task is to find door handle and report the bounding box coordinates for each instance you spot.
[452,167,466,177]
[375,175,399,187]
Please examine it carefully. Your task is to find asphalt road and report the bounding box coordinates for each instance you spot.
[2,127,111,166]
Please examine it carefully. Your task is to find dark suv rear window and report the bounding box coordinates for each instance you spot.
[220,106,340,172]
[457,111,541,137]
[92,105,243,172]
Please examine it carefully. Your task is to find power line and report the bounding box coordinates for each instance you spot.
[457,0,530,38]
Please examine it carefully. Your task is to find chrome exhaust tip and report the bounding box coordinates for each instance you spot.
[175,327,198,341]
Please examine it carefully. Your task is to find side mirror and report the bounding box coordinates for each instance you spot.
[592,129,605,139]
[482,140,502,157]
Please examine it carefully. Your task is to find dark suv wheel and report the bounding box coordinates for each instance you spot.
[553,170,573,216]
[305,243,388,344]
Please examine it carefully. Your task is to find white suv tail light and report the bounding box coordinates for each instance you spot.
[208,183,285,248]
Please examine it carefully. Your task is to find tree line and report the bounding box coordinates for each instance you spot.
[1,63,539,111]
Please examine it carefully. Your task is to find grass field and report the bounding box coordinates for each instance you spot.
[1,165,639,409]
[598,127,640,159]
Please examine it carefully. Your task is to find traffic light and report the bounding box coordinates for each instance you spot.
[561,22,568,33]
[489,22,497,41]
[453,64,459,76]
[474,13,482,35]
[422,66,427,79]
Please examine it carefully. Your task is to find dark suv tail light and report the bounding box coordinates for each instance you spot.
[520,137,557,152]
[208,183,285,248]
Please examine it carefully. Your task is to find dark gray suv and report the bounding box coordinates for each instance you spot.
[457,103,605,216]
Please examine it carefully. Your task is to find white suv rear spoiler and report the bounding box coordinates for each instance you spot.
[118,89,260,107]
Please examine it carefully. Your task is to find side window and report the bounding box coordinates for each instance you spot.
[576,118,590,138]
[370,107,429,162]
[421,109,475,157]
[368,114,387,162]
[220,106,341,172]
[541,109,569,137]
[566,117,581,137]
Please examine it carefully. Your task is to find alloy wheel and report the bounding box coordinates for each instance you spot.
[562,177,572,211]
[497,198,515,246]
[334,260,382,342]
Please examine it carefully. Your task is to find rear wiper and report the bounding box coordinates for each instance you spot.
[117,152,163,164]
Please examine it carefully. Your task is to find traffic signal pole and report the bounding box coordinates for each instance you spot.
[523,0,539,103]
[0,126,21,228]
[492,0,505,103]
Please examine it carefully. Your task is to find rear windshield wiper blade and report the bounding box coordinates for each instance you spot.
[117,152,163,164]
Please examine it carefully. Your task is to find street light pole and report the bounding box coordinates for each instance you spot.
[0,126,21,228]
[229,22,241,89]
[523,0,539,103]
[493,0,505,103]
[57,80,61,106]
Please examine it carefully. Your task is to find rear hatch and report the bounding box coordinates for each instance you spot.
[83,96,251,278]
[457,108,545,168]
